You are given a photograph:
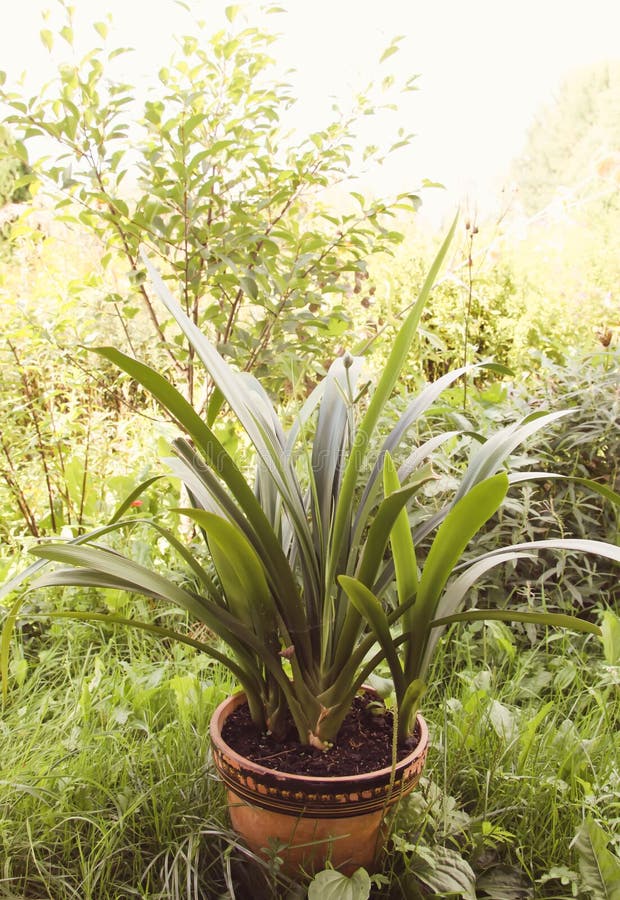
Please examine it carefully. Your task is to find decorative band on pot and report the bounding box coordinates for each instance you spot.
[210,692,429,819]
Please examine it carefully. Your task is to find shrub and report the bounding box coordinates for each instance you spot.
[0,3,419,401]
[0,125,30,206]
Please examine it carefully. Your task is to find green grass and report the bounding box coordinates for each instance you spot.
[0,619,268,898]
[0,608,617,898]
[381,623,619,898]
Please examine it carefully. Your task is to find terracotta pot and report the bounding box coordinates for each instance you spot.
[209,691,429,875]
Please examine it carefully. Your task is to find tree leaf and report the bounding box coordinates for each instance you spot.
[225,4,241,23]
[239,274,258,300]
[379,45,399,64]
[573,818,620,899]
[40,29,53,51]
[308,867,371,900]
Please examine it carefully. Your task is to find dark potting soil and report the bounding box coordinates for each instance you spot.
[221,694,421,777]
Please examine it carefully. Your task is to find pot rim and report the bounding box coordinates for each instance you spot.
[209,689,429,785]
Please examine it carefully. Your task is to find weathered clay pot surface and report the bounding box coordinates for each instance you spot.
[210,692,429,874]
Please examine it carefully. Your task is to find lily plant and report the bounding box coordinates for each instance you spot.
[2,219,619,749]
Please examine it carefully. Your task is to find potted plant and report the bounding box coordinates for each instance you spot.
[2,220,618,876]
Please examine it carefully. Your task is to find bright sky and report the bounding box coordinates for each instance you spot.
[2,0,619,222]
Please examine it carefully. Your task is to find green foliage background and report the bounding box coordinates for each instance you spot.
[0,5,618,897]
[513,61,620,215]
[0,125,30,206]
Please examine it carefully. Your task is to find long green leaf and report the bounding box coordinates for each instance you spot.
[1,595,25,702]
[518,700,554,772]
[134,516,220,597]
[0,559,49,604]
[355,482,424,587]
[509,471,620,507]
[0,516,144,603]
[419,537,619,677]
[29,564,297,703]
[174,508,278,642]
[41,610,261,696]
[338,575,405,699]
[30,545,211,620]
[330,472,431,676]
[355,362,482,532]
[454,410,572,501]
[460,538,620,568]
[418,473,509,614]
[418,550,535,678]
[408,473,509,677]
[328,215,458,593]
[26,566,266,685]
[601,610,620,666]
[383,454,420,683]
[285,376,328,454]
[397,430,461,484]
[92,346,310,659]
[1,515,216,700]
[312,355,363,555]
[399,678,426,741]
[167,438,257,543]
[383,453,418,606]
[140,252,318,588]
[431,608,602,636]
[93,348,264,528]
[108,476,166,524]
[410,465,620,559]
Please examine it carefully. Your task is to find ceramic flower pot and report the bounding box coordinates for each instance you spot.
[209,691,429,875]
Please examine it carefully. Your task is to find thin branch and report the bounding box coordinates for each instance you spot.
[6,338,57,532]
[0,437,40,537]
